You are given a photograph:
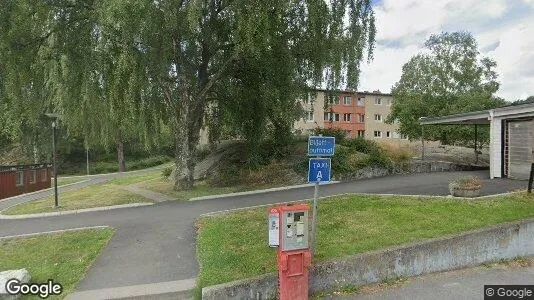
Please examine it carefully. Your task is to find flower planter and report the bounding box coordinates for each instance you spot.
[449,183,481,198]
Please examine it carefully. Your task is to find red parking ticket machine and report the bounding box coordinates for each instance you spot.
[270,204,311,300]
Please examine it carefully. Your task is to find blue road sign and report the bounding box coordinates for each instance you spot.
[308,158,331,183]
[308,136,335,156]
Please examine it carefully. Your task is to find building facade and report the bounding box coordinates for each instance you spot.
[0,164,52,199]
[359,91,405,139]
[294,92,326,135]
[295,90,405,140]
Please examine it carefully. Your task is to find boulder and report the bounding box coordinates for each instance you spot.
[0,269,31,300]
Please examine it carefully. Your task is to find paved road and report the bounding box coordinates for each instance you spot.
[0,170,528,295]
[331,262,534,300]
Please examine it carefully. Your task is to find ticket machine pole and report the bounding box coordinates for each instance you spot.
[311,182,319,255]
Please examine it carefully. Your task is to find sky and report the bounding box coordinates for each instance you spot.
[359,0,534,101]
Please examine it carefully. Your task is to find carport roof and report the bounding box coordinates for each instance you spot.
[420,103,534,125]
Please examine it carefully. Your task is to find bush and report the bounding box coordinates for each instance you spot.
[312,128,349,144]
[342,137,392,168]
[331,145,353,176]
[126,155,171,170]
[342,137,382,154]
[162,166,173,179]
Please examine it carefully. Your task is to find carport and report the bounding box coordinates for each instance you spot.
[420,103,534,180]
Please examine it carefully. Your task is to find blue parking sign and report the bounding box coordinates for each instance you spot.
[308,158,331,183]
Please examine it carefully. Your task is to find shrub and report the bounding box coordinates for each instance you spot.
[127,155,171,170]
[342,137,382,154]
[342,137,392,168]
[312,128,348,144]
[162,166,173,179]
[331,145,353,176]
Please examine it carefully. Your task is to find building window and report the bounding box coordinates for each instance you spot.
[328,97,340,105]
[357,98,364,106]
[357,130,365,137]
[386,131,391,138]
[358,114,365,123]
[386,99,392,106]
[343,96,351,105]
[16,171,24,186]
[333,113,340,122]
[324,112,331,121]
[30,170,36,184]
[375,98,382,105]
[41,169,48,182]
[374,131,382,138]
[343,113,351,122]
[304,111,314,122]
[374,114,382,122]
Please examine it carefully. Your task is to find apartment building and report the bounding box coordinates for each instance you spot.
[323,91,365,138]
[294,92,325,135]
[295,90,406,140]
[359,91,405,139]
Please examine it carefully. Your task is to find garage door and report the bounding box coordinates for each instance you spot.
[508,120,534,179]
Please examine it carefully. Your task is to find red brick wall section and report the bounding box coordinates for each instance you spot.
[0,167,52,200]
[324,93,365,137]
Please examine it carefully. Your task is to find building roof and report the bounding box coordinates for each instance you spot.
[420,103,534,125]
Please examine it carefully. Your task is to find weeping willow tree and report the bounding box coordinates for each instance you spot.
[1,0,376,189]
[99,0,376,189]
[0,1,164,171]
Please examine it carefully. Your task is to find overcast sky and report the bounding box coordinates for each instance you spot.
[359,0,534,101]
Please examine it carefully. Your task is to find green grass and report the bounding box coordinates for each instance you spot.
[106,171,162,185]
[137,178,274,201]
[196,192,534,291]
[2,184,151,215]
[0,228,114,299]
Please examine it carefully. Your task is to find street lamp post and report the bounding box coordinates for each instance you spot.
[46,113,59,208]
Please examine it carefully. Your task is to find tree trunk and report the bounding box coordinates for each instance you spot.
[116,141,126,172]
[173,99,204,191]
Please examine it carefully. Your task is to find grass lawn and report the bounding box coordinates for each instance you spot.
[136,178,264,200]
[106,171,162,185]
[0,228,114,299]
[196,192,534,291]
[2,184,151,215]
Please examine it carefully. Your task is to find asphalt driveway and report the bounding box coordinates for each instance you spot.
[0,170,528,296]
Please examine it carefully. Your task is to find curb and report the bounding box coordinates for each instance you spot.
[0,225,112,239]
[189,181,341,201]
[199,191,520,217]
[0,179,91,203]
[66,278,196,300]
[0,202,154,219]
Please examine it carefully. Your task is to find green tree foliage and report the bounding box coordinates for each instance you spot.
[388,32,506,145]
[1,0,376,189]
[510,96,534,106]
